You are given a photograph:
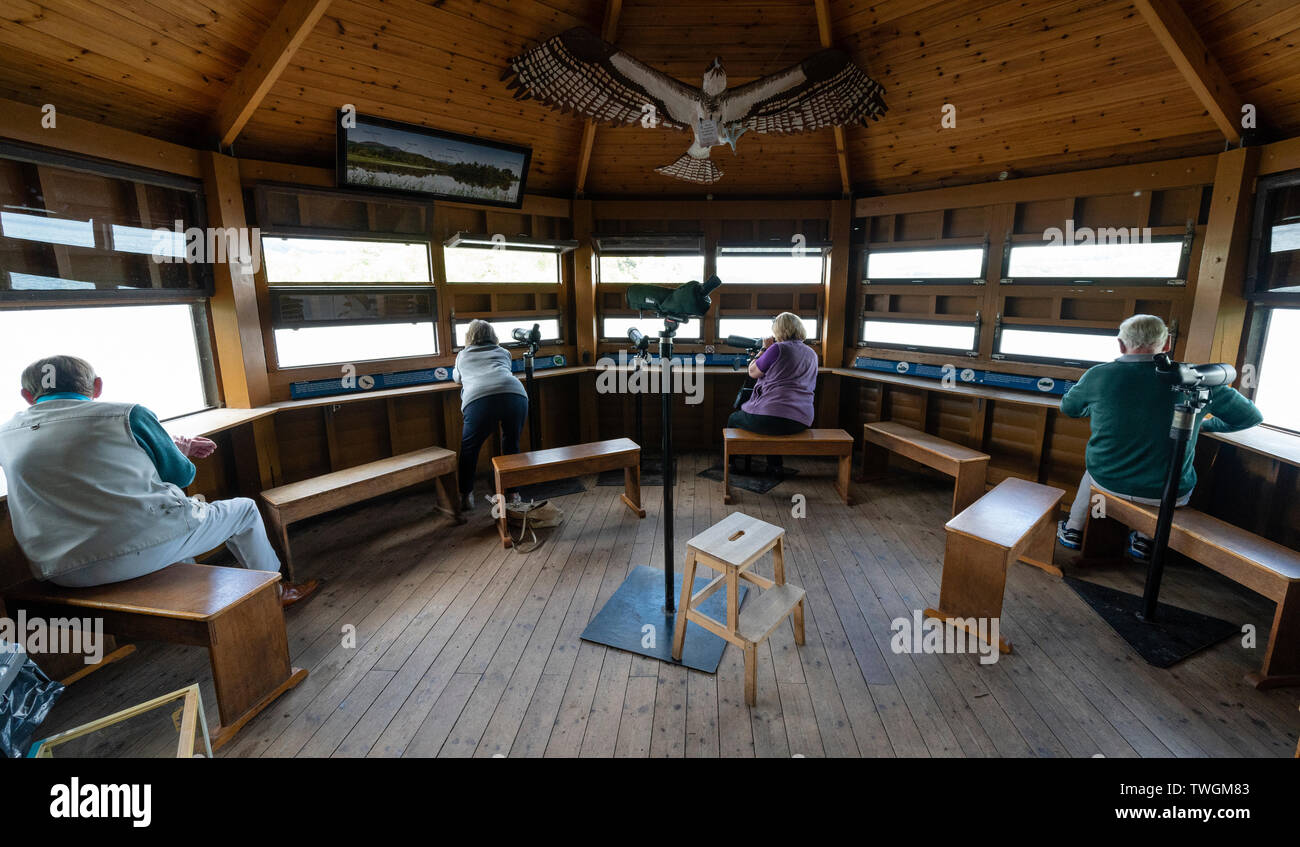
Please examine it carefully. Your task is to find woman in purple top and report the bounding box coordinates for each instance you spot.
[726,312,819,475]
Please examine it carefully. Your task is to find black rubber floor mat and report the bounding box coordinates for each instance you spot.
[698,463,799,494]
[596,457,675,487]
[1065,576,1238,668]
[516,477,587,500]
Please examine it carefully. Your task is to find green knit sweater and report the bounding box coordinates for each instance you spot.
[1060,354,1263,499]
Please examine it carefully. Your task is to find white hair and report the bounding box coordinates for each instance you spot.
[1118,314,1168,352]
[771,312,807,342]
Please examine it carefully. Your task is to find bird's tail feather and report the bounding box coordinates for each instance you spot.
[655,154,723,184]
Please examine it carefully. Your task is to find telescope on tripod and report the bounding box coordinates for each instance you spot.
[511,323,544,454]
[1069,352,1243,668]
[581,274,733,672]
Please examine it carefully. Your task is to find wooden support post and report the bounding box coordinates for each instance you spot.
[1184,146,1260,364]
[824,197,852,369]
[201,151,271,409]
[573,198,597,366]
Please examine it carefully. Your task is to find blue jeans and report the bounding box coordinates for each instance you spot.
[459,392,528,495]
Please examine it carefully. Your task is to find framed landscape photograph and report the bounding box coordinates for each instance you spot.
[336,111,531,208]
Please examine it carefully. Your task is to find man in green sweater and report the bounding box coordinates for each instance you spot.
[1057,314,1263,562]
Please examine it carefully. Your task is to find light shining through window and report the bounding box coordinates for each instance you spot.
[862,320,976,351]
[998,328,1116,363]
[866,248,984,280]
[1007,242,1183,279]
[1254,308,1300,432]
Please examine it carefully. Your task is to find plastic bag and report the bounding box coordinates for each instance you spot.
[0,640,64,758]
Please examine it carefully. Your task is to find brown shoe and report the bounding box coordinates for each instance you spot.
[279,579,320,609]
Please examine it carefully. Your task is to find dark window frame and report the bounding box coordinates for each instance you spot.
[858,314,981,356]
[0,140,214,303]
[863,242,988,286]
[991,321,1116,368]
[1000,230,1194,287]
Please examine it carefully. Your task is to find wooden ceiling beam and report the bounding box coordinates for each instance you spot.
[575,0,623,196]
[814,0,852,196]
[1133,0,1243,144]
[215,0,334,148]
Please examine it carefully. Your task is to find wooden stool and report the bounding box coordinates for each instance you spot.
[671,511,806,705]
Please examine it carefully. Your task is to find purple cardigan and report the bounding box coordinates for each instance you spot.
[741,341,818,425]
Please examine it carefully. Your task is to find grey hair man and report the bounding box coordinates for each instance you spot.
[1056,315,1262,561]
[0,355,317,606]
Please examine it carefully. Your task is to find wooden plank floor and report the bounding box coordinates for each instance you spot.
[38,452,1300,757]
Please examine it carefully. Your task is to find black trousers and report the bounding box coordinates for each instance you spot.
[459,392,528,494]
[726,410,808,471]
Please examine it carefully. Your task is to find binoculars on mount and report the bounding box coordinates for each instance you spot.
[1154,353,1236,390]
[725,335,763,371]
[511,323,542,347]
[624,275,722,321]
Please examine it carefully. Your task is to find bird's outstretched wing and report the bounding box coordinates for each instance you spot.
[719,49,887,133]
[504,27,698,130]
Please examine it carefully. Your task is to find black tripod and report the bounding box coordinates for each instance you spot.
[626,328,667,484]
[509,323,545,449]
[580,276,736,672]
[658,318,680,613]
[1067,356,1239,667]
[1138,384,1211,622]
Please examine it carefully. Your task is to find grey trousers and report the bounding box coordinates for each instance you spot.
[1064,470,1191,540]
[51,497,282,588]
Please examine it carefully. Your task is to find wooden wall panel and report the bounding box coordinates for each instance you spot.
[275,407,331,484]
[328,401,391,470]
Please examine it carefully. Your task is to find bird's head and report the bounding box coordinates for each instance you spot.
[702,57,726,96]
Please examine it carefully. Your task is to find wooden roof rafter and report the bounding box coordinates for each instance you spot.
[1133,0,1245,145]
[813,0,852,197]
[215,0,334,148]
[574,0,624,197]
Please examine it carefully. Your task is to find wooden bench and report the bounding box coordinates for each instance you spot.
[1086,487,1300,689]
[491,438,645,548]
[722,428,853,505]
[861,421,991,516]
[2,563,306,750]
[925,477,1065,653]
[260,446,459,580]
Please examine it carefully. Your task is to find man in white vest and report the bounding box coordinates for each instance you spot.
[0,355,317,607]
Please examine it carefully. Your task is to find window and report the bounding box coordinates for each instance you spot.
[861,319,977,353]
[0,142,211,300]
[454,317,562,347]
[719,317,817,342]
[865,247,985,283]
[601,316,701,341]
[716,245,825,285]
[1246,171,1300,295]
[443,246,561,284]
[995,326,1116,366]
[598,254,705,285]
[0,303,213,424]
[1252,308,1300,432]
[263,238,430,283]
[1004,239,1187,283]
[264,236,436,368]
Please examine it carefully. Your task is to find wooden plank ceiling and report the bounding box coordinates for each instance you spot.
[0,0,1297,197]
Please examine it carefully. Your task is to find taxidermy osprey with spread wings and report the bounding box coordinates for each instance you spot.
[503,27,888,184]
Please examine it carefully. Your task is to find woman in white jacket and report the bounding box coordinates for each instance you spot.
[452,320,529,510]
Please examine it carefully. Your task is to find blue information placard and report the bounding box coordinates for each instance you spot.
[850,356,1075,396]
